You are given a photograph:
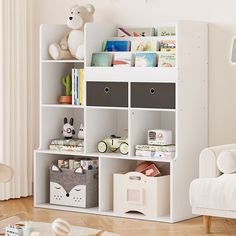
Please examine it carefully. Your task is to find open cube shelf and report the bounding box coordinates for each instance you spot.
[35,22,208,222]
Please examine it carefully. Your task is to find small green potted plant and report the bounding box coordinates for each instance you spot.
[59,74,72,104]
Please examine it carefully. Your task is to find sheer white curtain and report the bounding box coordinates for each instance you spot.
[0,0,33,200]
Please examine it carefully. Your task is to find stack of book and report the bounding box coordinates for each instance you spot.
[49,138,84,152]
[72,68,84,105]
[135,144,175,158]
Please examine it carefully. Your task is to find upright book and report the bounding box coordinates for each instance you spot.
[113,53,133,67]
[117,27,155,37]
[102,40,130,52]
[131,39,157,51]
[135,53,157,67]
[91,53,113,67]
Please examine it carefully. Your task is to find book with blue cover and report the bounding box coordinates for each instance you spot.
[91,53,113,67]
[135,53,157,67]
[102,40,130,52]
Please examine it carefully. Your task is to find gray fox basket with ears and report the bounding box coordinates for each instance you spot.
[50,165,98,208]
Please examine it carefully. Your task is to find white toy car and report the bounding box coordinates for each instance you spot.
[97,135,128,155]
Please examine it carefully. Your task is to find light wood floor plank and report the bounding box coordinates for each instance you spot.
[0,197,236,236]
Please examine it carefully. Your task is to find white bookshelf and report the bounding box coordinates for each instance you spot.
[34,21,208,223]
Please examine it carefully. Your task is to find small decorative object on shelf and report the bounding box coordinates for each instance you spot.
[62,117,75,139]
[78,123,84,140]
[51,218,70,236]
[59,74,72,104]
[48,4,95,60]
[148,129,172,145]
[97,135,129,155]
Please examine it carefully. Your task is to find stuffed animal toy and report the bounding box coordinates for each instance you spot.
[62,117,75,139]
[49,4,95,60]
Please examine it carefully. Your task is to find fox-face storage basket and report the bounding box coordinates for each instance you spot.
[50,165,98,208]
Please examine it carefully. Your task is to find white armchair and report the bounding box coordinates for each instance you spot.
[190,143,236,233]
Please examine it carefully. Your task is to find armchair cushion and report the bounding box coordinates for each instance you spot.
[217,150,236,174]
[190,173,236,211]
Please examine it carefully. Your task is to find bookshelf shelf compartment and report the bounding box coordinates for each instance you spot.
[35,22,208,223]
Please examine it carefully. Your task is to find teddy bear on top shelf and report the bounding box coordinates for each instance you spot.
[49,4,95,60]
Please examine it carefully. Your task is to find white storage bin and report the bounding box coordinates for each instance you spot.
[114,172,170,217]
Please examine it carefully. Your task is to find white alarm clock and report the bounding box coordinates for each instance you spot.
[148,129,172,145]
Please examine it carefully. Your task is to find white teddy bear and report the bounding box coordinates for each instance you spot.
[49,4,95,60]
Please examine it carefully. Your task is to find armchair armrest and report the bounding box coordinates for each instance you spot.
[199,143,236,178]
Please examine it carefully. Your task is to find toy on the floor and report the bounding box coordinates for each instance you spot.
[97,135,128,155]
[51,218,70,236]
[135,161,161,177]
[62,117,75,139]
[49,4,95,60]
[5,222,32,236]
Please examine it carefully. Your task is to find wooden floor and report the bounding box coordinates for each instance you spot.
[1,197,236,236]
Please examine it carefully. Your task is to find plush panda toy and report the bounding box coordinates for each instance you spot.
[62,117,75,139]
[49,4,95,60]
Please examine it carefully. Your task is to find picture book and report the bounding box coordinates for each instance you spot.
[160,40,176,52]
[131,39,157,51]
[113,53,133,67]
[134,53,157,67]
[91,53,113,67]
[102,40,130,52]
[117,27,155,37]
[156,27,176,36]
[158,53,176,67]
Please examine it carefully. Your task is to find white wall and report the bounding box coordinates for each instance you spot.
[32,0,236,146]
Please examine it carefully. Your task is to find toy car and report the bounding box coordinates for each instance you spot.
[97,135,128,155]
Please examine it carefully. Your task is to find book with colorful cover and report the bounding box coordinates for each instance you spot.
[155,27,176,36]
[117,27,155,37]
[102,40,130,52]
[134,53,157,67]
[131,39,157,51]
[158,53,176,67]
[113,53,133,67]
[91,53,113,67]
[160,40,176,52]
